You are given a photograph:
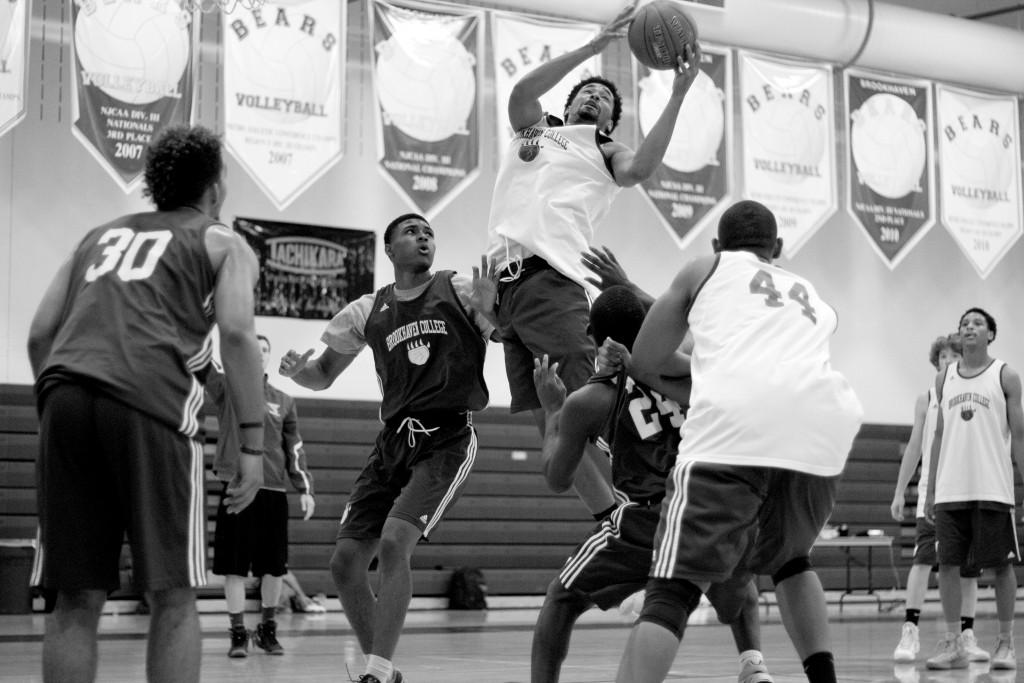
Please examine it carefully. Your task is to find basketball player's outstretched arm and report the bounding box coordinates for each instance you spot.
[27,256,74,377]
[507,2,637,131]
[608,45,703,187]
[891,391,929,521]
[279,346,357,391]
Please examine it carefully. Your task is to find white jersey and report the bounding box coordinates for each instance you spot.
[915,386,939,518]
[934,359,1013,506]
[486,118,621,298]
[677,251,863,476]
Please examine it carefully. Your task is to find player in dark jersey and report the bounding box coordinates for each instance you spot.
[279,213,496,683]
[530,286,772,683]
[26,125,266,683]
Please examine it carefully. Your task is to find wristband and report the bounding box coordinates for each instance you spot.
[239,445,263,456]
[239,422,262,430]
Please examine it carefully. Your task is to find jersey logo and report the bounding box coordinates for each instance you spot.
[961,408,975,421]
[267,402,281,418]
[518,141,540,162]
[380,302,390,312]
[407,338,431,365]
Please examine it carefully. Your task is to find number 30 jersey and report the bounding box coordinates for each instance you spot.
[38,209,219,438]
[679,250,863,476]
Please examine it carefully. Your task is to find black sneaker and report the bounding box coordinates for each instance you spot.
[253,621,284,655]
[228,626,249,658]
[356,676,383,683]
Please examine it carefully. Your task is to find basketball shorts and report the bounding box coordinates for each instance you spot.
[650,461,838,583]
[495,258,595,414]
[337,413,477,541]
[33,381,206,593]
[913,517,982,577]
[935,505,1020,569]
[213,486,289,578]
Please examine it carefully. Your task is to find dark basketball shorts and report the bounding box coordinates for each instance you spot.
[935,505,1020,569]
[337,414,477,541]
[495,259,595,414]
[913,516,982,577]
[650,461,838,584]
[33,382,207,593]
[213,486,289,578]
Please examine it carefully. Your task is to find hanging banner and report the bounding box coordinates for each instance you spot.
[491,10,599,145]
[234,217,376,320]
[0,0,29,139]
[224,0,344,210]
[739,52,837,257]
[71,0,195,192]
[636,45,731,250]
[844,70,935,269]
[937,84,1022,279]
[370,0,483,218]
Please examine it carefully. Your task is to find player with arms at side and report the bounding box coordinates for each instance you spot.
[530,286,773,683]
[279,214,496,683]
[615,200,863,683]
[27,125,266,683]
[485,0,702,519]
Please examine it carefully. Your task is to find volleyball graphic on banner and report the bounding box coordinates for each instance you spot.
[74,0,190,106]
[638,69,722,173]
[376,30,476,142]
[851,93,926,199]
[748,96,826,184]
[944,122,1015,211]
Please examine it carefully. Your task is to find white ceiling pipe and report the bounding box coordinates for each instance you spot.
[481,0,1024,93]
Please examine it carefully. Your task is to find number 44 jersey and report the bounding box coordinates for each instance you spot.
[680,250,863,476]
[38,209,219,439]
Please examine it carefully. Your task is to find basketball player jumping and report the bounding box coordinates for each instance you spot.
[615,200,864,683]
[484,1,702,519]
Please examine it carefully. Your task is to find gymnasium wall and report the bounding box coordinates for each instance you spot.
[1,0,1023,425]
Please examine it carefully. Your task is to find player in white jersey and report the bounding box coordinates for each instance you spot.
[889,334,988,664]
[923,308,1024,670]
[614,200,863,683]
[484,2,702,519]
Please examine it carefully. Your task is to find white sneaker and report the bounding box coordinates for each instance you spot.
[959,628,989,662]
[893,622,919,662]
[992,636,1017,669]
[738,651,774,683]
[925,633,968,670]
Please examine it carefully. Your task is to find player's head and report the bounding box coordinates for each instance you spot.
[958,307,997,345]
[384,213,434,273]
[143,125,225,216]
[564,76,622,134]
[928,333,962,371]
[257,334,271,371]
[712,200,782,261]
[589,285,648,351]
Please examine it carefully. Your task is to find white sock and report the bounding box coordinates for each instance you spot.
[365,654,393,682]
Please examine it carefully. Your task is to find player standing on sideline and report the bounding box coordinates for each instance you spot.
[889,333,988,663]
[27,125,266,683]
[279,214,496,683]
[531,286,773,683]
[207,334,315,658]
[923,308,1024,670]
[485,1,702,518]
[615,200,863,683]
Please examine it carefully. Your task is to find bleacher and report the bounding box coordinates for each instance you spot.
[0,382,935,600]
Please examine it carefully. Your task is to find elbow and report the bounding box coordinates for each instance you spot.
[542,460,573,493]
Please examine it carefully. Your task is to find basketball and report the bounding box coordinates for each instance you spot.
[627,0,699,71]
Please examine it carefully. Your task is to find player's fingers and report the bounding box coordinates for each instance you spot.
[300,348,314,362]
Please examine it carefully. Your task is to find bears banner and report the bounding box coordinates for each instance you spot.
[234,217,375,320]
[739,52,837,257]
[490,10,599,145]
[223,0,344,210]
[636,45,731,249]
[936,84,1022,279]
[71,0,195,192]
[0,0,29,139]
[844,70,935,269]
[370,0,483,218]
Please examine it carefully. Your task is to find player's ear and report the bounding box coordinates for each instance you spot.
[710,238,721,253]
[772,238,783,259]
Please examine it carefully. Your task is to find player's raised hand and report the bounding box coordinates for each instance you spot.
[582,245,633,291]
[597,338,631,375]
[590,0,639,53]
[672,42,702,97]
[533,354,566,411]
[279,348,314,378]
[470,255,498,316]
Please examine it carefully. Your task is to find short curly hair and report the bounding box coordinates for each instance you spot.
[928,334,962,370]
[143,125,223,211]
[563,76,623,133]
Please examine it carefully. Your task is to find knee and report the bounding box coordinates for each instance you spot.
[146,587,196,612]
[771,557,812,586]
[330,540,365,584]
[377,530,416,569]
[637,578,703,640]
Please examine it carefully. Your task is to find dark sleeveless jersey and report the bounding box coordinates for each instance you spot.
[590,370,686,503]
[363,271,488,421]
[38,208,219,438]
